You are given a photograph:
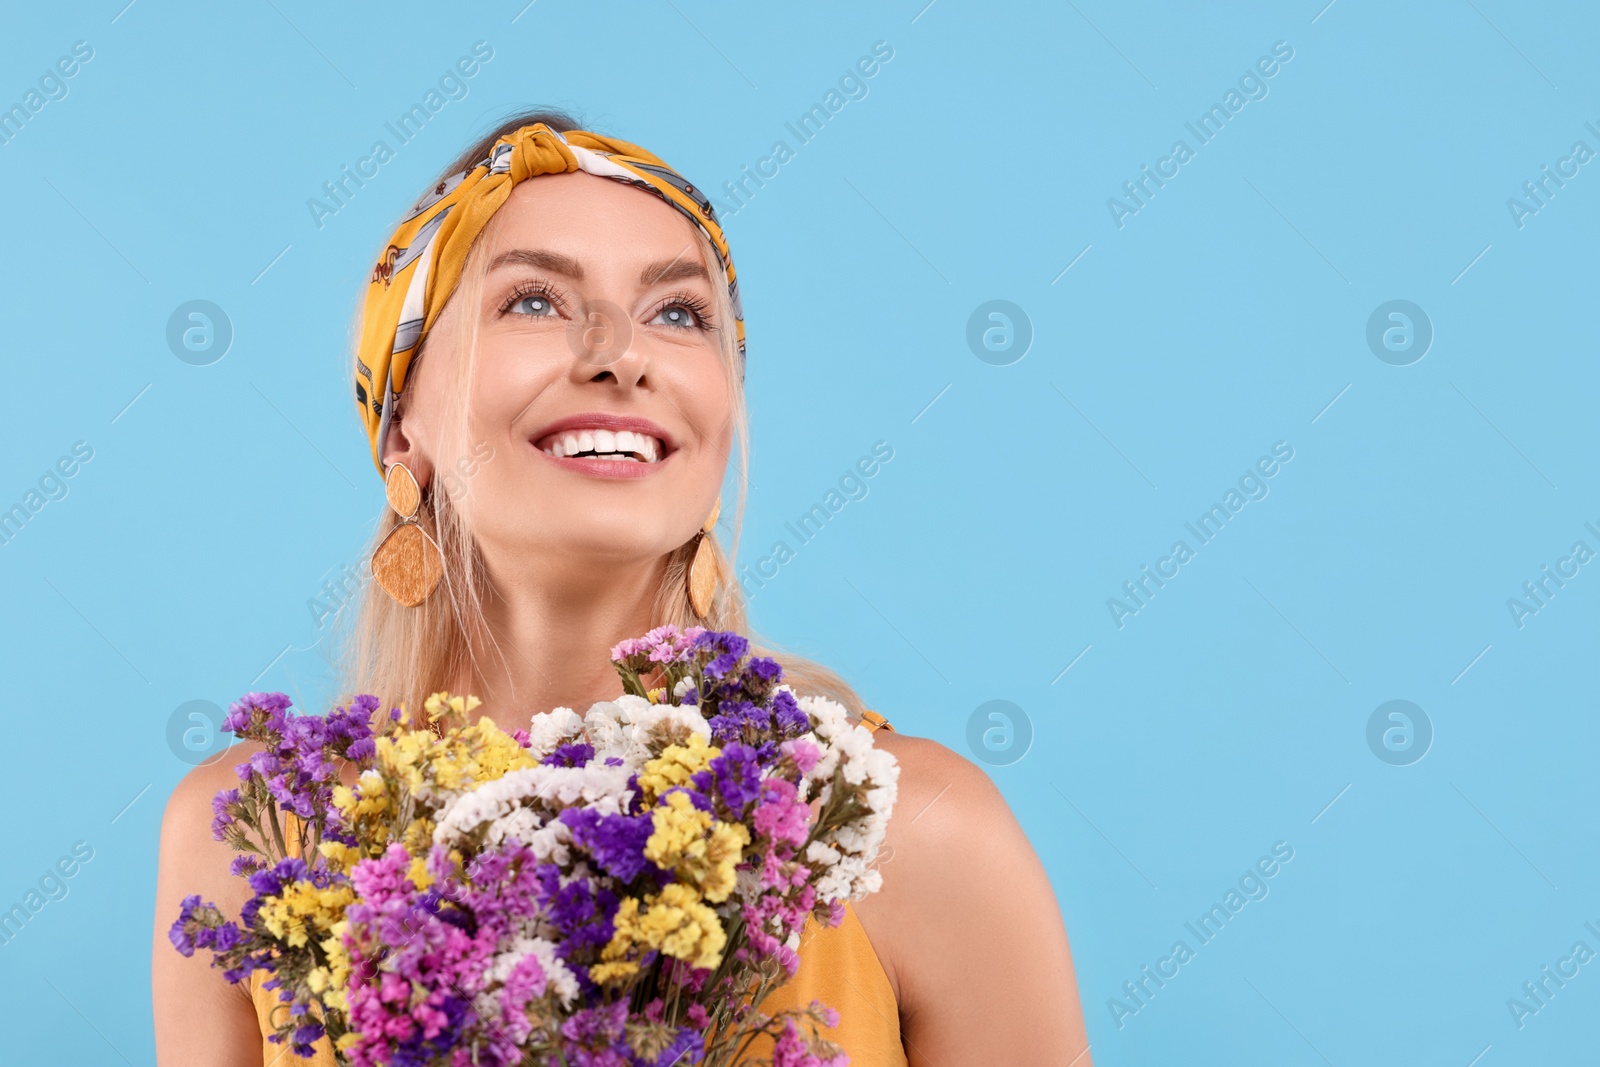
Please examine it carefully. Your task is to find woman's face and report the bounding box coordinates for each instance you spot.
[386,171,733,573]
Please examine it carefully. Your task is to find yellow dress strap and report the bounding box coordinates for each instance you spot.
[251,967,338,1066]
[741,900,907,1066]
[860,708,894,732]
[249,813,341,1065]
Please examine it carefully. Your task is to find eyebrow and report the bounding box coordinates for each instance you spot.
[489,248,584,278]
[640,257,710,287]
[488,248,710,287]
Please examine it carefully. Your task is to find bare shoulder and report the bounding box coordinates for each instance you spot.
[867,728,1007,835]
[156,741,266,928]
[152,742,272,1064]
[855,729,1038,927]
[854,726,1093,1062]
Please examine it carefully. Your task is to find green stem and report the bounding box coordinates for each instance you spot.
[263,797,290,862]
[725,987,782,1067]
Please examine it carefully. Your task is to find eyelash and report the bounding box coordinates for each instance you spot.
[651,291,715,330]
[498,281,566,317]
[497,281,715,330]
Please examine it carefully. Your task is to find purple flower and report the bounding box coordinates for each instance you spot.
[210,788,242,841]
[222,691,293,736]
[746,656,781,682]
[543,742,596,768]
[561,809,655,883]
[290,1022,325,1058]
[706,699,768,744]
[701,742,763,816]
[771,689,809,736]
[691,630,748,681]
[561,1000,629,1063]
[534,860,623,958]
[229,854,265,878]
[168,895,201,956]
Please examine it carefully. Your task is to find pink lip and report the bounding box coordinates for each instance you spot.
[530,411,677,480]
[536,450,670,479]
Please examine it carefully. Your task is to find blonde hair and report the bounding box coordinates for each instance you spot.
[338,114,869,721]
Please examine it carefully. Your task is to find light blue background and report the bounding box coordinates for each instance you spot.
[2,1,1596,1064]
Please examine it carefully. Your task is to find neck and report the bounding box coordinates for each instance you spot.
[450,550,670,733]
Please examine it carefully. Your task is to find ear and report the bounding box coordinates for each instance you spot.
[381,407,435,489]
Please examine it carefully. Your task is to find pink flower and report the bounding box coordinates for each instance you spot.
[754,778,809,847]
[781,738,821,775]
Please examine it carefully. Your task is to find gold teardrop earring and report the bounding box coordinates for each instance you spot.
[687,495,722,619]
[371,461,445,607]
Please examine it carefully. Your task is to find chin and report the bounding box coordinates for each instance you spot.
[505,512,686,564]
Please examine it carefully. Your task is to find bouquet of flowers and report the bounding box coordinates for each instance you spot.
[169,626,898,1067]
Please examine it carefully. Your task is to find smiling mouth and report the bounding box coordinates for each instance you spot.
[534,428,667,464]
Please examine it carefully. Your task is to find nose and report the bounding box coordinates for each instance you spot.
[571,298,648,387]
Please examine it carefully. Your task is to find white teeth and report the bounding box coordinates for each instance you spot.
[541,428,667,462]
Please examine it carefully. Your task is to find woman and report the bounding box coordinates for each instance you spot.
[152,110,1092,1066]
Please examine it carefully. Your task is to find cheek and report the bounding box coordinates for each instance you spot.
[675,350,734,453]
[469,333,567,437]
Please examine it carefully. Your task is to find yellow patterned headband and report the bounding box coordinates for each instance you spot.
[353,122,744,475]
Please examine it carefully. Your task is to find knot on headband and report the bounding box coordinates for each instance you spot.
[507,126,579,181]
[353,122,744,476]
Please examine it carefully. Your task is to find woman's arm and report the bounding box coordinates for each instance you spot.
[151,743,267,1066]
[859,732,1093,1066]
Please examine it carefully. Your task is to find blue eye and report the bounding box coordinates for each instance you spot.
[652,302,706,328]
[510,293,557,317]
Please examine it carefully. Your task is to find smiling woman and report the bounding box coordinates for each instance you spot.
[151,108,1093,1066]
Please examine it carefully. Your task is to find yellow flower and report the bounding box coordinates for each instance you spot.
[319,920,352,1013]
[696,820,749,903]
[426,690,482,721]
[407,854,432,891]
[332,777,390,821]
[593,883,726,981]
[644,791,749,903]
[258,880,355,949]
[636,733,719,803]
[589,959,641,984]
[377,732,432,793]
[427,717,538,791]
[317,840,356,874]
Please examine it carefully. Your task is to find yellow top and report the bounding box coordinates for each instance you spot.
[248,710,906,1066]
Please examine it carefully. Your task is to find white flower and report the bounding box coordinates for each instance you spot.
[608,693,659,723]
[805,840,841,866]
[433,764,635,847]
[524,707,585,761]
[797,693,850,738]
[583,702,627,739]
